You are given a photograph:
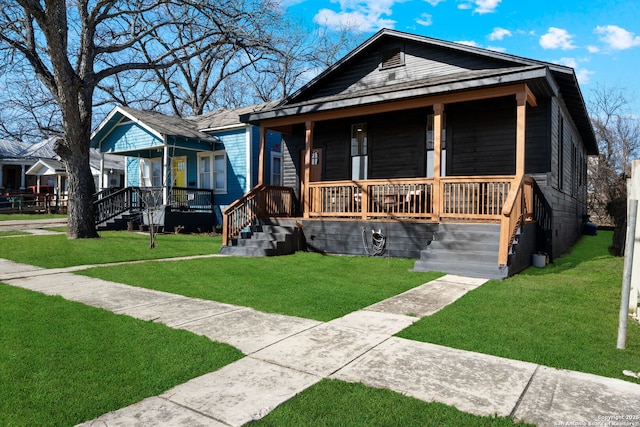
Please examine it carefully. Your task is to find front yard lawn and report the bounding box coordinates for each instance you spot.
[0,230,221,267]
[79,253,441,321]
[397,231,640,382]
[252,379,533,426]
[0,284,243,427]
[0,213,67,221]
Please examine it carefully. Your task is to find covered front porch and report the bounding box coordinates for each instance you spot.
[223,83,548,270]
[222,173,543,267]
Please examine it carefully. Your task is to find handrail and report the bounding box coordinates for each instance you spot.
[222,185,294,245]
[93,187,144,225]
[498,175,534,266]
[531,178,554,262]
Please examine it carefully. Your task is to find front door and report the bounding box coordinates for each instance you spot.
[172,156,187,187]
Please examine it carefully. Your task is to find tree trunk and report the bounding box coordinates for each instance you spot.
[54,137,98,238]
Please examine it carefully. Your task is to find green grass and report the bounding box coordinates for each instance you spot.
[43,226,67,232]
[0,230,29,237]
[0,213,66,221]
[0,231,222,267]
[80,252,441,321]
[0,283,243,427]
[398,231,640,382]
[251,379,533,427]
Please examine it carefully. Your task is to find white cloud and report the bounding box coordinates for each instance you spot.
[595,25,640,50]
[313,0,401,32]
[424,0,445,5]
[554,57,594,84]
[486,45,506,53]
[458,0,501,14]
[539,27,576,50]
[455,40,479,47]
[587,45,600,53]
[488,27,511,41]
[314,8,395,32]
[474,0,501,13]
[557,57,578,69]
[416,13,433,26]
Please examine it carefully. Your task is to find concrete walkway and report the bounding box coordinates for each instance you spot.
[1,258,640,427]
[0,217,67,236]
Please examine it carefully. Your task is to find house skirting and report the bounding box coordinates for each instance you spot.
[164,208,216,234]
[267,218,437,259]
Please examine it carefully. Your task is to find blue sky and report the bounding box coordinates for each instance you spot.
[283,0,640,114]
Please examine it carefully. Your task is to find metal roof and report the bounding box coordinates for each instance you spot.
[0,138,57,159]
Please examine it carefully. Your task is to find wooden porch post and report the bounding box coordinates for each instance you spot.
[302,121,314,219]
[257,126,267,186]
[432,103,444,221]
[515,92,527,177]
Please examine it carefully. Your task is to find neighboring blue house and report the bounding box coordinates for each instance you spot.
[90,104,282,232]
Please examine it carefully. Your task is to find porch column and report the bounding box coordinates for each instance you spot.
[257,126,267,186]
[432,103,444,221]
[20,164,26,189]
[515,92,527,177]
[302,121,314,219]
[99,153,105,191]
[0,165,3,189]
[162,142,169,205]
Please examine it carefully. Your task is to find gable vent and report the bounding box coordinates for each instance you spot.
[380,47,404,69]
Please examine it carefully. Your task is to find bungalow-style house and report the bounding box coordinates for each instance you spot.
[0,138,57,192]
[90,104,282,232]
[222,29,597,279]
[1,137,124,213]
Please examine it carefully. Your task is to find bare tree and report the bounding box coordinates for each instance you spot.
[588,84,640,253]
[240,24,361,104]
[0,0,282,238]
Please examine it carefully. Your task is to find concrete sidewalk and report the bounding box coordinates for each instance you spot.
[1,258,640,427]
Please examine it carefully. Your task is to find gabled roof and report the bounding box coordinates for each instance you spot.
[242,28,597,154]
[25,158,66,176]
[26,151,124,176]
[91,106,219,148]
[188,102,277,131]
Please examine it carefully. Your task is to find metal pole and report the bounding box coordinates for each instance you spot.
[618,198,638,349]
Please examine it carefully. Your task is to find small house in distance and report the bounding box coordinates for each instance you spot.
[222,29,597,280]
[90,104,282,232]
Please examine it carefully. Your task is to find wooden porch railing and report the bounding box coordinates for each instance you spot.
[93,187,144,225]
[223,176,540,268]
[308,178,434,219]
[308,176,513,221]
[222,185,295,245]
[498,175,535,266]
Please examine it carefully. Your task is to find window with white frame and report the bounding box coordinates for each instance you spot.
[270,152,282,186]
[140,158,162,187]
[214,153,226,192]
[198,153,212,189]
[198,151,226,193]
